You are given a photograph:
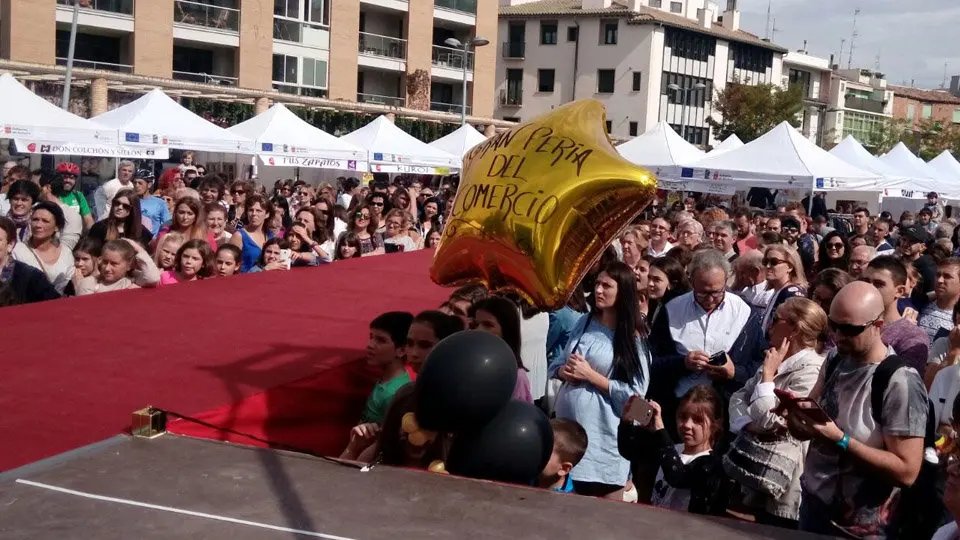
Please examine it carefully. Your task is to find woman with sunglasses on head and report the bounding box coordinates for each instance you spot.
[348,203,384,257]
[759,244,807,332]
[229,194,275,273]
[10,200,75,294]
[88,188,154,249]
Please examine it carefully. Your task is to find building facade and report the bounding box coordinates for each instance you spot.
[0,0,496,118]
[889,85,960,131]
[781,50,830,145]
[494,0,785,146]
[822,68,893,147]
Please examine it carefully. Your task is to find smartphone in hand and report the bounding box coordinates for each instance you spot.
[708,351,727,366]
[624,396,654,426]
[774,389,831,423]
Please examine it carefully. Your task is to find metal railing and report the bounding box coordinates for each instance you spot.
[501,41,525,59]
[174,0,239,32]
[432,45,474,70]
[55,57,133,73]
[358,32,407,60]
[274,84,327,98]
[430,102,471,115]
[844,95,886,114]
[273,17,327,48]
[357,93,405,107]
[172,71,238,86]
[434,0,477,14]
[57,0,133,15]
[499,89,522,107]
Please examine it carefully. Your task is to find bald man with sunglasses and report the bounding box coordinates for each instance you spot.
[781,281,928,537]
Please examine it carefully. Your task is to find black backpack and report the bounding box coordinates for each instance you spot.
[824,354,947,540]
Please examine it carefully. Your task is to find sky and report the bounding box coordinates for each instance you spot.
[737,0,960,89]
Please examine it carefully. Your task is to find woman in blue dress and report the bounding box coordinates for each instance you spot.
[228,194,275,273]
[549,260,651,500]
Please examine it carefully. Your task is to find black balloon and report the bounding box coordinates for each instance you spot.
[414,330,517,432]
[446,400,554,486]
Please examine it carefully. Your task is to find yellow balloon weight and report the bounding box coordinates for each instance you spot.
[430,100,657,310]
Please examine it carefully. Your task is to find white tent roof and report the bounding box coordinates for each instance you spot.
[340,116,459,173]
[0,73,161,158]
[616,121,705,176]
[228,104,367,171]
[878,143,945,196]
[928,150,960,181]
[678,121,881,191]
[709,134,744,155]
[428,124,488,159]
[93,89,253,153]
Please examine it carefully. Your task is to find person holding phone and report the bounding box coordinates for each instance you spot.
[728,297,828,528]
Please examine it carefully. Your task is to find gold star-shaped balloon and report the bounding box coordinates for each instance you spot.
[430,100,658,310]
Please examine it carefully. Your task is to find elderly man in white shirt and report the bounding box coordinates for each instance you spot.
[647,217,674,258]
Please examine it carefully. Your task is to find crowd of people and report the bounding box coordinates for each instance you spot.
[0,153,454,306]
[340,192,959,540]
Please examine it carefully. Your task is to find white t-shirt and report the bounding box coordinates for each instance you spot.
[930,364,960,426]
[336,192,352,209]
[520,312,550,401]
[651,445,712,511]
[647,241,674,258]
[12,242,75,294]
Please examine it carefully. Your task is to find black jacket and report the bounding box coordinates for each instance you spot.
[5,260,60,306]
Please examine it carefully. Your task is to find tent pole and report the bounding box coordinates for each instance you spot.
[61,0,80,110]
[808,179,815,215]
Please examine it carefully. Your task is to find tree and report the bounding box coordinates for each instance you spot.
[864,117,909,155]
[707,83,804,142]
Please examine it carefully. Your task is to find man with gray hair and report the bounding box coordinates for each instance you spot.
[648,248,766,431]
[93,159,136,219]
[675,218,704,250]
[710,220,739,262]
[849,244,877,279]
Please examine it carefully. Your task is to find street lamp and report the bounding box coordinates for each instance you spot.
[444,36,490,125]
[668,82,707,143]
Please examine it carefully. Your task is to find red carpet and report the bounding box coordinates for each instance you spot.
[0,250,450,471]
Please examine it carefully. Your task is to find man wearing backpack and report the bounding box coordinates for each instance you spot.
[780,281,931,539]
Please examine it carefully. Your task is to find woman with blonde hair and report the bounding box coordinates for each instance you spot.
[758,244,807,331]
[727,297,828,529]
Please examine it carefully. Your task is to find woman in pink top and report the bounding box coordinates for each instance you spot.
[158,238,215,286]
[468,296,533,403]
[152,196,218,253]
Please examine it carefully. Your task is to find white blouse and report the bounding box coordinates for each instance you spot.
[12,242,75,294]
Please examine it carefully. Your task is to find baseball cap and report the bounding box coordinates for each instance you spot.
[899,225,930,244]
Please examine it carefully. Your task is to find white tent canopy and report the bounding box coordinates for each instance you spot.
[828,136,914,197]
[428,124,487,160]
[0,73,163,158]
[340,116,459,174]
[676,121,882,193]
[616,121,705,181]
[878,143,946,197]
[928,151,960,186]
[93,89,253,154]
[709,134,744,155]
[228,103,367,172]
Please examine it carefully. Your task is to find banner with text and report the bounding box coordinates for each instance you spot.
[14,140,169,159]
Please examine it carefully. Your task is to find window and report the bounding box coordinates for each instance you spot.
[537,69,555,93]
[605,120,612,134]
[567,26,579,42]
[649,0,662,7]
[275,0,329,26]
[302,57,327,88]
[953,108,960,124]
[601,20,618,45]
[597,69,615,93]
[540,21,558,45]
[272,54,297,84]
[923,104,932,119]
[907,103,916,121]
[670,1,682,12]
[629,121,638,137]
[730,42,774,73]
[661,72,712,106]
[505,68,523,104]
[788,68,812,99]
[664,27,717,62]
[632,72,642,91]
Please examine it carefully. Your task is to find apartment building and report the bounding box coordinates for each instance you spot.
[494,0,785,146]
[781,50,830,145]
[889,85,960,131]
[822,68,893,147]
[0,0,496,118]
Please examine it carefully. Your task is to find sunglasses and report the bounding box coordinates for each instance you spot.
[370,202,384,207]
[113,201,132,210]
[828,315,880,337]
[355,213,370,220]
[826,243,844,250]
[762,257,787,267]
[232,190,245,195]
[781,226,799,233]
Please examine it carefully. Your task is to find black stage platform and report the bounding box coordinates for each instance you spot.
[0,434,827,539]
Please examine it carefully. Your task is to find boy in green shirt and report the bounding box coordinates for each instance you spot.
[361,311,415,424]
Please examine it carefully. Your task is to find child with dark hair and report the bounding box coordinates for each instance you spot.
[406,310,465,374]
[538,418,588,492]
[361,311,415,424]
[215,244,241,277]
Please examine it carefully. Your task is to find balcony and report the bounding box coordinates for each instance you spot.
[434,0,476,14]
[431,102,471,115]
[172,71,238,86]
[502,41,525,59]
[844,95,886,114]
[357,93,405,107]
[174,0,239,32]
[499,89,522,107]
[431,45,473,70]
[273,18,327,48]
[56,57,132,73]
[358,32,406,60]
[57,0,133,15]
